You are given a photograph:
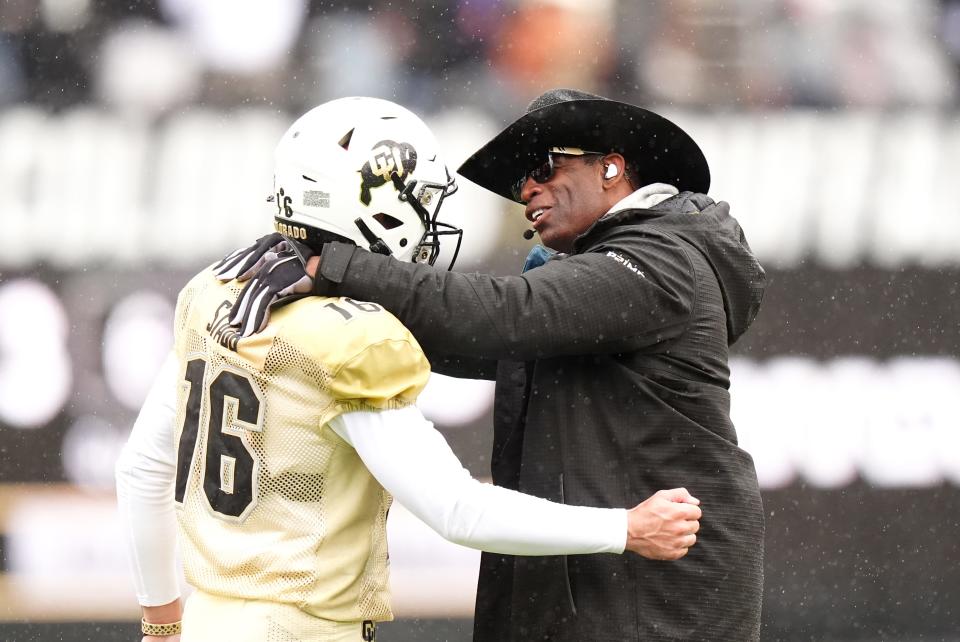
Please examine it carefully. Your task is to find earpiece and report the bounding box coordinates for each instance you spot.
[604,164,618,179]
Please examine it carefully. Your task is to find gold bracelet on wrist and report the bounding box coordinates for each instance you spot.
[141,619,182,636]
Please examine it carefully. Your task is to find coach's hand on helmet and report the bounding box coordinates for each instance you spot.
[625,488,701,560]
[212,232,287,281]
[228,240,316,336]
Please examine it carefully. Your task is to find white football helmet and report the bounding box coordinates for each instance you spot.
[271,97,462,268]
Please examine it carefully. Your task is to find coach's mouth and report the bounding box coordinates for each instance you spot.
[526,206,550,226]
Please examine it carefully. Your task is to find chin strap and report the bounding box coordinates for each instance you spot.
[353,217,392,256]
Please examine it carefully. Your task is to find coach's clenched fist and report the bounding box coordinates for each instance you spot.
[625,488,702,560]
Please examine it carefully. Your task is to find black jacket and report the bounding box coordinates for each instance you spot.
[314,192,767,641]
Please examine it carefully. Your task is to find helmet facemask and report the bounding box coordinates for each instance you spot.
[389,168,462,269]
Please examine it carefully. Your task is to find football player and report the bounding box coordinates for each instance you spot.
[115,97,702,642]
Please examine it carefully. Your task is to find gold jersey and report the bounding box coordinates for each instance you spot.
[171,268,429,623]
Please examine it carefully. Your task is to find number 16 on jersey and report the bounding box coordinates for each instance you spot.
[174,356,265,522]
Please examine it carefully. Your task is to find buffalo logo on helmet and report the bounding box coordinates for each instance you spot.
[359,139,417,205]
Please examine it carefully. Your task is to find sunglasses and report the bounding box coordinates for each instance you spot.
[510,147,604,202]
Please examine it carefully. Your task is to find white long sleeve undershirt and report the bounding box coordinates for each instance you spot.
[329,408,626,556]
[115,352,627,606]
[115,352,181,607]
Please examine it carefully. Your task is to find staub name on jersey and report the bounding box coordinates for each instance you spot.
[207,299,241,351]
[605,251,645,278]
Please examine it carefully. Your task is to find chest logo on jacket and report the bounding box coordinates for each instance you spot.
[605,251,646,278]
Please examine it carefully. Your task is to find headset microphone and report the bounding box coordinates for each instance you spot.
[522,229,535,240]
[605,164,618,179]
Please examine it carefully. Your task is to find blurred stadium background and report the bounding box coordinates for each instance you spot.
[1,0,959,640]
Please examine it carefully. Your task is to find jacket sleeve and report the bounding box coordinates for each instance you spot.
[313,230,695,360]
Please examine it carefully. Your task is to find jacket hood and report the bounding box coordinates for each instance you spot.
[584,191,765,345]
[660,192,765,345]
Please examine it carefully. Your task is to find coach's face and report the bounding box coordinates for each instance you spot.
[518,154,615,253]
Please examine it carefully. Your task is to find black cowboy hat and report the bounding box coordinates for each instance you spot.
[457,88,710,202]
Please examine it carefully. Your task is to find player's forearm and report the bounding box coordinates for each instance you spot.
[331,407,627,555]
[116,467,181,605]
[435,480,626,555]
[115,353,182,605]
